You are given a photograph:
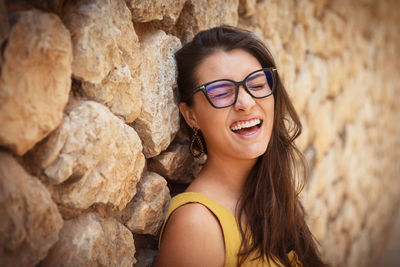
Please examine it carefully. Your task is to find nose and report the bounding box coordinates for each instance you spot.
[233,85,256,111]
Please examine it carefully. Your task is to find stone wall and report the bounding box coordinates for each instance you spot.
[0,0,399,266]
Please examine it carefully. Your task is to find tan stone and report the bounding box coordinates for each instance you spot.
[148,140,204,184]
[63,0,140,84]
[291,66,314,115]
[291,53,325,115]
[263,32,283,65]
[132,30,181,158]
[276,0,294,45]
[321,10,346,56]
[326,56,344,98]
[41,213,136,267]
[306,197,328,241]
[341,200,362,241]
[81,63,142,123]
[276,53,295,98]
[238,0,256,17]
[327,0,352,19]
[240,0,277,38]
[305,18,327,57]
[284,23,306,71]
[0,152,63,267]
[346,230,369,267]
[121,172,170,235]
[64,0,142,122]
[312,0,328,18]
[125,0,186,26]
[0,9,72,155]
[313,150,338,197]
[174,0,239,42]
[326,180,345,218]
[306,82,336,158]
[30,101,145,210]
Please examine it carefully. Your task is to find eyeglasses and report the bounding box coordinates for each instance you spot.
[191,68,276,109]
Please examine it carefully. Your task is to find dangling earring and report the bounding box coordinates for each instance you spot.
[190,127,204,158]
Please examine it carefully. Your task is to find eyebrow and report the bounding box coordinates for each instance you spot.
[246,72,265,82]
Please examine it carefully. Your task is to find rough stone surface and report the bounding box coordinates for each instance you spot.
[238,0,277,38]
[63,0,142,123]
[174,0,239,42]
[239,0,256,18]
[0,152,63,267]
[126,0,186,26]
[148,139,204,184]
[41,213,136,267]
[81,63,142,123]
[29,101,145,210]
[62,0,139,82]
[119,172,170,235]
[132,30,181,158]
[0,9,72,155]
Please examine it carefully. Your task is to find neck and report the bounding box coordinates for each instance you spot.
[195,151,258,200]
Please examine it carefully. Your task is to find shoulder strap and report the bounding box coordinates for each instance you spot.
[158,192,241,267]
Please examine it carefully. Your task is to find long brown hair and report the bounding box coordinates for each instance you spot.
[175,25,327,267]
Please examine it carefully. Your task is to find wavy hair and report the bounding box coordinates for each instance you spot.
[175,25,327,267]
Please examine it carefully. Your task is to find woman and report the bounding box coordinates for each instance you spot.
[155,25,327,267]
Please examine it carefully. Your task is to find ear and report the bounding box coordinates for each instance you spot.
[179,102,199,129]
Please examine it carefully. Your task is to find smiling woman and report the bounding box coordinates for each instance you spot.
[155,25,328,267]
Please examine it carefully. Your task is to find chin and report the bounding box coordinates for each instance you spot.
[236,146,268,160]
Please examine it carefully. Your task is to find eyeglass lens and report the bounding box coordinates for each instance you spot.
[205,69,274,108]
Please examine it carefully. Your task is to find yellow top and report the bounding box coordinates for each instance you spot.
[159,192,302,267]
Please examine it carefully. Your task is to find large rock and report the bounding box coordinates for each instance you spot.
[132,30,181,158]
[63,0,142,123]
[125,0,186,27]
[295,0,314,27]
[239,0,277,38]
[119,172,170,235]
[63,0,139,84]
[174,0,239,42]
[275,0,294,45]
[41,213,136,267]
[307,95,335,159]
[238,0,256,17]
[321,10,346,57]
[29,101,145,210]
[81,63,142,123]
[148,140,204,184]
[291,66,314,115]
[285,23,306,71]
[0,9,72,155]
[0,152,63,267]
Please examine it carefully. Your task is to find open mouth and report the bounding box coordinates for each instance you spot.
[230,119,262,135]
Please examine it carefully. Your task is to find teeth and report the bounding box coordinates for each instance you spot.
[230,119,261,131]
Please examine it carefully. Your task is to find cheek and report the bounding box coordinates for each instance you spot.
[197,112,228,144]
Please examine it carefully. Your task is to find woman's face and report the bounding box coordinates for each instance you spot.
[180,49,275,162]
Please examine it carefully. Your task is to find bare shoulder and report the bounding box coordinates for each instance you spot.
[155,203,225,267]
